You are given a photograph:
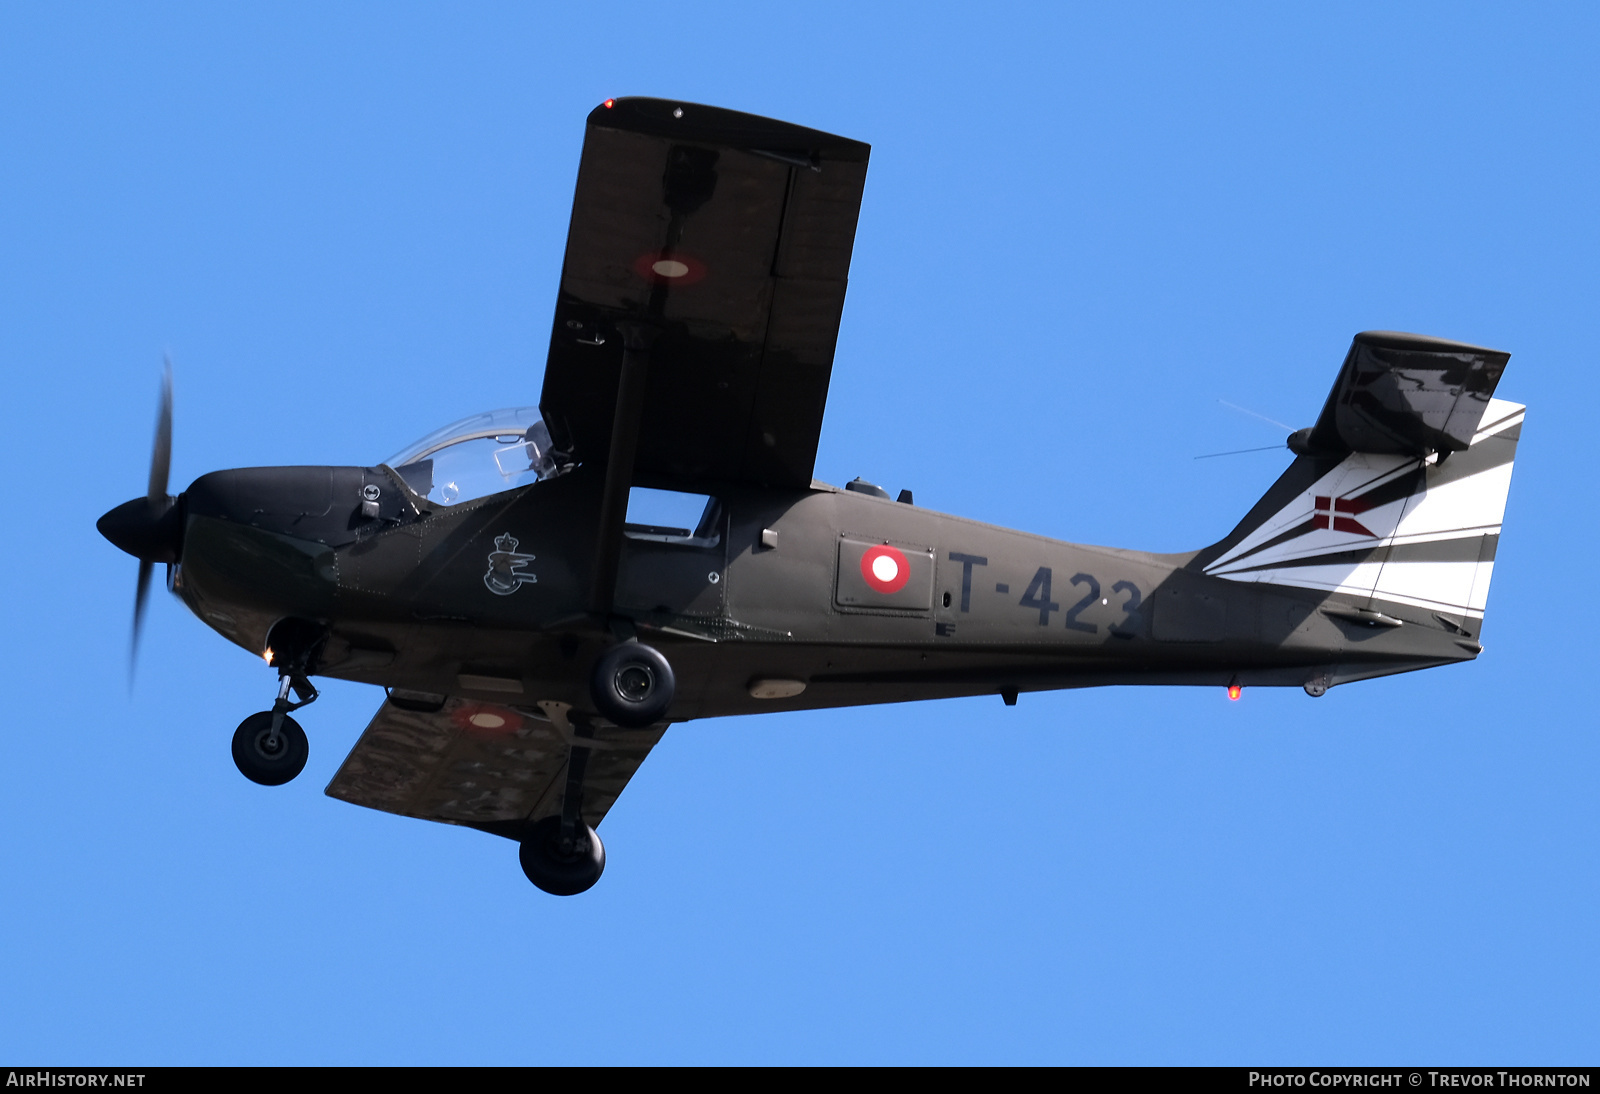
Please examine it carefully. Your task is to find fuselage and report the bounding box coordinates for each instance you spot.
[91,94,1522,897]
[170,458,1474,723]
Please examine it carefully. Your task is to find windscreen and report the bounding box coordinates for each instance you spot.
[384,407,565,506]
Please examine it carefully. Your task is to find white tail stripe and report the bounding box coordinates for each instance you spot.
[1218,561,1491,618]
[1206,399,1522,618]
[1472,403,1526,444]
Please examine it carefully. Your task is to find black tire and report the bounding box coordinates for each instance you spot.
[589,642,675,728]
[231,711,309,786]
[518,815,606,896]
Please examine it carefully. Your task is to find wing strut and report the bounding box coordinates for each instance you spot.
[588,322,658,616]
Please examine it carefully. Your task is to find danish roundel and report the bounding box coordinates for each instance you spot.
[632,250,707,285]
[860,544,911,595]
[451,703,521,736]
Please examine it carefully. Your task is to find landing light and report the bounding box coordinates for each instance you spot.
[263,648,274,664]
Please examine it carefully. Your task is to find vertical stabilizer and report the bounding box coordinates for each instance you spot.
[1197,398,1522,628]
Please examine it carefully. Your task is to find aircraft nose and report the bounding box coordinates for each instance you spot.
[97,495,183,564]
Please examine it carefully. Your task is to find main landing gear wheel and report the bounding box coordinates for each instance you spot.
[589,642,675,728]
[519,815,606,896]
[231,711,309,786]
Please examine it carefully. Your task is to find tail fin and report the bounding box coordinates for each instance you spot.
[1193,332,1522,630]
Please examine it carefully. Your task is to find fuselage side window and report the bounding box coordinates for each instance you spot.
[624,487,722,547]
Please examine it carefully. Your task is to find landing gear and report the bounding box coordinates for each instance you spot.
[589,642,675,727]
[232,710,309,785]
[234,619,324,786]
[518,815,606,896]
[516,701,608,895]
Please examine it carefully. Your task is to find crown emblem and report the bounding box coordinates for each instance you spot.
[483,533,537,596]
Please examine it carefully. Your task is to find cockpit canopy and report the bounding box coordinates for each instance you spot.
[383,407,567,506]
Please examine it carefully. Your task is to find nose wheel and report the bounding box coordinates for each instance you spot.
[232,710,309,785]
[232,652,320,786]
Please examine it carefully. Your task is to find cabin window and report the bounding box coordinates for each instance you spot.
[624,487,721,547]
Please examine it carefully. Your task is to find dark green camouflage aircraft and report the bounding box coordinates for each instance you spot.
[98,98,1523,895]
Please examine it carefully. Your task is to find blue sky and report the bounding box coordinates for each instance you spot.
[3,2,1597,1064]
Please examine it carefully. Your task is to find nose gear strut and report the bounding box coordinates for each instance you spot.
[232,622,324,786]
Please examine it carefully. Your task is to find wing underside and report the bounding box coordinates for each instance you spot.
[325,697,665,835]
[539,97,870,492]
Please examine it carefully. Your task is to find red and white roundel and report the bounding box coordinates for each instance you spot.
[860,544,910,594]
[632,250,707,285]
[451,703,521,736]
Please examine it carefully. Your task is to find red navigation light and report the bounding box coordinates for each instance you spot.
[1227,684,1242,701]
[602,98,615,109]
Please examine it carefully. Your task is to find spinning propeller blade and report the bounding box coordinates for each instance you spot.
[148,358,172,501]
[126,362,174,679]
[131,560,154,676]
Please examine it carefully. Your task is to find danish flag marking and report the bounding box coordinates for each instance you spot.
[1312,494,1375,537]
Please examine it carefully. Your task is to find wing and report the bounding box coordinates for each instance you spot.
[324,697,666,838]
[1303,330,1512,456]
[539,97,870,492]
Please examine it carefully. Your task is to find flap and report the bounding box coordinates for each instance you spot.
[539,97,870,491]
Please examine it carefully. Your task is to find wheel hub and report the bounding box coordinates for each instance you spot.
[232,710,308,787]
[615,664,654,702]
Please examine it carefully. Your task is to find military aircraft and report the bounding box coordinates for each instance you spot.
[98,98,1523,895]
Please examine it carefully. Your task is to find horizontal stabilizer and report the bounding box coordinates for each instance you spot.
[1302,331,1510,457]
